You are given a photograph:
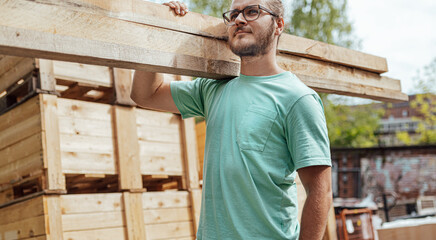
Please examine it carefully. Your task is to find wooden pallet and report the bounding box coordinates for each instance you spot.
[0,190,202,240]
[0,93,200,206]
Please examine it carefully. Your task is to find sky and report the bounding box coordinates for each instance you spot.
[346,0,436,95]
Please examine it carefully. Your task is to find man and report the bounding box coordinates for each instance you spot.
[131,0,332,239]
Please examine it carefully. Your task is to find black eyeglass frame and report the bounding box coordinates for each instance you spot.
[222,5,279,26]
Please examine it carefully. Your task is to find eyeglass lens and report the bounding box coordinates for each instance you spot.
[226,6,260,23]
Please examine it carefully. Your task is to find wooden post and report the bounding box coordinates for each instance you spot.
[190,188,202,234]
[45,195,64,240]
[40,94,65,191]
[180,117,200,190]
[113,68,137,106]
[113,105,143,190]
[123,192,147,240]
[37,59,56,93]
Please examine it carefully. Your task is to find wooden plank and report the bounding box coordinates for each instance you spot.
[62,211,125,232]
[58,116,113,138]
[0,195,44,225]
[189,189,202,234]
[28,0,388,73]
[138,141,183,176]
[0,113,41,152]
[63,227,127,240]
[39,94,65,190]
[0,57,35,93]
[0,0,406,102]
[277,54,408,102]
[52,60,112,87]
[0,215,47,239]
[0,133,42,168]
[44,195,63,240]
[180,117,200,190]
[0,55,23,76]
[113,68,136,106]
[113,106,142,190]
[60,134,114,154]
[61,151,116,175]
[123,192,146,240]
[145,221,194,240]
[0,94,40,132]
[37,59,56,92]
[61,193,123,214]
[0,151,43,185]
[135,110,180,129]
[136,125,181,144]
[143,207,192,224]
[56,97,112,121]
[142,192,190,209]
[0,0,239,79]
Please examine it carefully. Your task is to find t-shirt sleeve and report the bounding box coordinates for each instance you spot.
[170,78,206,119]
[285,94,332,170]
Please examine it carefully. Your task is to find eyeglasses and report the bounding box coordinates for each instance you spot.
[222,5,279,26]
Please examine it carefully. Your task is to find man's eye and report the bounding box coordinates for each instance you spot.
[246,9,259,16]
[230,12,239,20]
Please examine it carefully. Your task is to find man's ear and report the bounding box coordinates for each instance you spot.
[275,17,284,35]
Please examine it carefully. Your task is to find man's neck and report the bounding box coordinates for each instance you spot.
[239,48,285,76]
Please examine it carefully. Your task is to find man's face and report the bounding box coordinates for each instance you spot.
[227,0,277,57]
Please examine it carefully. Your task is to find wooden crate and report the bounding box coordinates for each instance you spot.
[0,190,201,240]
[0,93,200,205]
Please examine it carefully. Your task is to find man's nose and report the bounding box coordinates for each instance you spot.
[235,12,247,25]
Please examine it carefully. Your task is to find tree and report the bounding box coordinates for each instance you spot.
[396,58,436,145]
[189,0,231,18]
[287,0,359,49]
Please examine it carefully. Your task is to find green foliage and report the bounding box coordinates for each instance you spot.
[321,94,384,147]
[189,0,231,17]
[396,58,436,145]
[287,0,359,49]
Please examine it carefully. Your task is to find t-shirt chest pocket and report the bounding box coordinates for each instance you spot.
[236,105,278,151]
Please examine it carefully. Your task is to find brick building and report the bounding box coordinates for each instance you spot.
[332,145,436,219]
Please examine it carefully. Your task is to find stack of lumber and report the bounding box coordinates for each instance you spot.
[0,0,407,103]
[0,59,201,240]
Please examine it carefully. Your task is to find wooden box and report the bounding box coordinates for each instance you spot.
[0,93,199,205]
[0,190,201,240]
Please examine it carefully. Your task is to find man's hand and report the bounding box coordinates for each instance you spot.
[163,1,189,16]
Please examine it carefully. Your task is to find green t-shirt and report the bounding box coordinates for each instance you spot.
[170,72,331,240]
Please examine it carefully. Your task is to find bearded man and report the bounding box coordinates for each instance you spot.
[131,0,332,239]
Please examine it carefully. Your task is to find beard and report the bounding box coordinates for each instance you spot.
[229,20,275,57]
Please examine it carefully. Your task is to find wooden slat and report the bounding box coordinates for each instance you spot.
[136,125,181,144]
[0,195,44,225]
[0,133,42,168]
[61,151,116,174]
[56,97,112,121]
[138,141,183,175]
[44,195,64,240]
[62,211,124,232]
[0,57,35,93]
[0,0,406,102]
[37,59,56,92]
[114,68,136,106]
[0,151,43,185]
[113,106,142,190]
[143,207,192,224]
[0,215,47,239]
[180,117,200,189]
[60,134,114,154]
[0,55,23,76]
[190,189,202,233]
[63,227,127,240]
[0,113,41,152]
[142,192,190,209]
[123,192,146,240]
[145,221,194,240]
[40,94,65,190]
[58,116,113,138]
[277,54,408,102]
[53,60,112,87]
[61,193,123,214]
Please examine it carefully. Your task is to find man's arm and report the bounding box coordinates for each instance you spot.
[130,1,188,112]
[130,71,179,113]
[297,165,333,240]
